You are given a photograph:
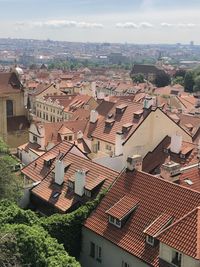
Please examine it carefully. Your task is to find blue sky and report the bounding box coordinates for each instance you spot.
[0,0,200,43]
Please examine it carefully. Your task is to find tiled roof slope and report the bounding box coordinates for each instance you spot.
[158,207,200,259]
[179,167,200,192]
[22,141,74,182]
[91,99,147,144]
[22,140,119,212]
[84,170,200,267]
[143,136,199,173]
[0,72,22,94]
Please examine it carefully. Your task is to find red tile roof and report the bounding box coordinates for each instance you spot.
[91,99,147,144]
[106,195,139,220]
[84,170,200,266]
[143,213,173,237]
[158,207,200,259]
[22,140,119,212]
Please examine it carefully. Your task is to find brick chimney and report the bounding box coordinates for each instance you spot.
[160,161,181,182]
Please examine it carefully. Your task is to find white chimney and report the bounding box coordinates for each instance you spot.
[127,155,143,171]
[143,95,153,109]
[75,170,86,196]
[90,110,98,123]
[77,130,83,140]
[55,159,65,185]
[160,161,181,182]
[170,134,182,154]
[115,131,123,156]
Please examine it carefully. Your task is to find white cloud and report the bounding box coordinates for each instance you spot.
[15,20,104,29]
[160,22,173,27]
[177,23,196,28]
[116,22,153,29]
[116,22,138,29]
[139,22,153,28]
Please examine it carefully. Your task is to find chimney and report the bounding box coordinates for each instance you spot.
[90,110,98,123]
[115,131,123,156]
[160,161,181,182]
[170,134,182,154]
[54,158,65,185]
[143,95,153,109]
[77,130,83,140]
[75,170,86,196]
[127,155,143,171]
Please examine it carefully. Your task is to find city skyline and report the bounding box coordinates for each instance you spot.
[0,0,200,44]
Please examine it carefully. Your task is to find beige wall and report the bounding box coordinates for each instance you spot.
[123,108,192,164]
[159,243,199,267]
[80,227,149,267]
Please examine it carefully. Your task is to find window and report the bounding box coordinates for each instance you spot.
[84,189,91,197]
[68,135,72,141]
[172,251,182,267]
[146,235,154,246]
[122,261,130,267]
[68,181,74,189]
[90,242,95,258]
[33,135,37,143]
[6,100,14,117]
[106,144,112,151]
[109,215,121,228]
[96,246,102,262]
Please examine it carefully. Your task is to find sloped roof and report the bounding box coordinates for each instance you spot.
[0,72,22,94]
[158,207,200,259]
[84,170,200,266]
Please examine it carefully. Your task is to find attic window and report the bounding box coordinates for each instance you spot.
[133,110,143,119]
[163,148,169,154]
[116,104,127,114]
[108,215,121,228]
[105,119,115,127]
[68,180,74,189]
[146,235,154,246]
[184,178,193,185]
[180,153,185,159]
[122,123,133,133]
[84,189,92,197]
[52,192,60,198]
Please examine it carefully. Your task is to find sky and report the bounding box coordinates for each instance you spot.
[0,0,200,44]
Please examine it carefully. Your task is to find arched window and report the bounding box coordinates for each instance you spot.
[6,100,14,117]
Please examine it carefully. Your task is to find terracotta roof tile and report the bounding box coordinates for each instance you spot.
[84,170,200,266]
[158,207,200,259]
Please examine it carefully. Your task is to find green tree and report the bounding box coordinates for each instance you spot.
[154,71,171,87]
[0,157,23,202]
[132,73,145,83]
[172,76,184,86]
[193,75,200,93]
[184,71,195,92]
[174,69,186,78]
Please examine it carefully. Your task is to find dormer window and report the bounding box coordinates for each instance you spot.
[108,215,121,228]
[106,195,139,229]
[163,148,169,154]
[116,104,127,114]
[133,110,143,119]
[180,153,185,159]
[122,123,133,133]
[43,154,56,168]
[84,188,92,197]
[146,235,154,246]
[105,119,115,128]
[68,180,74,190]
